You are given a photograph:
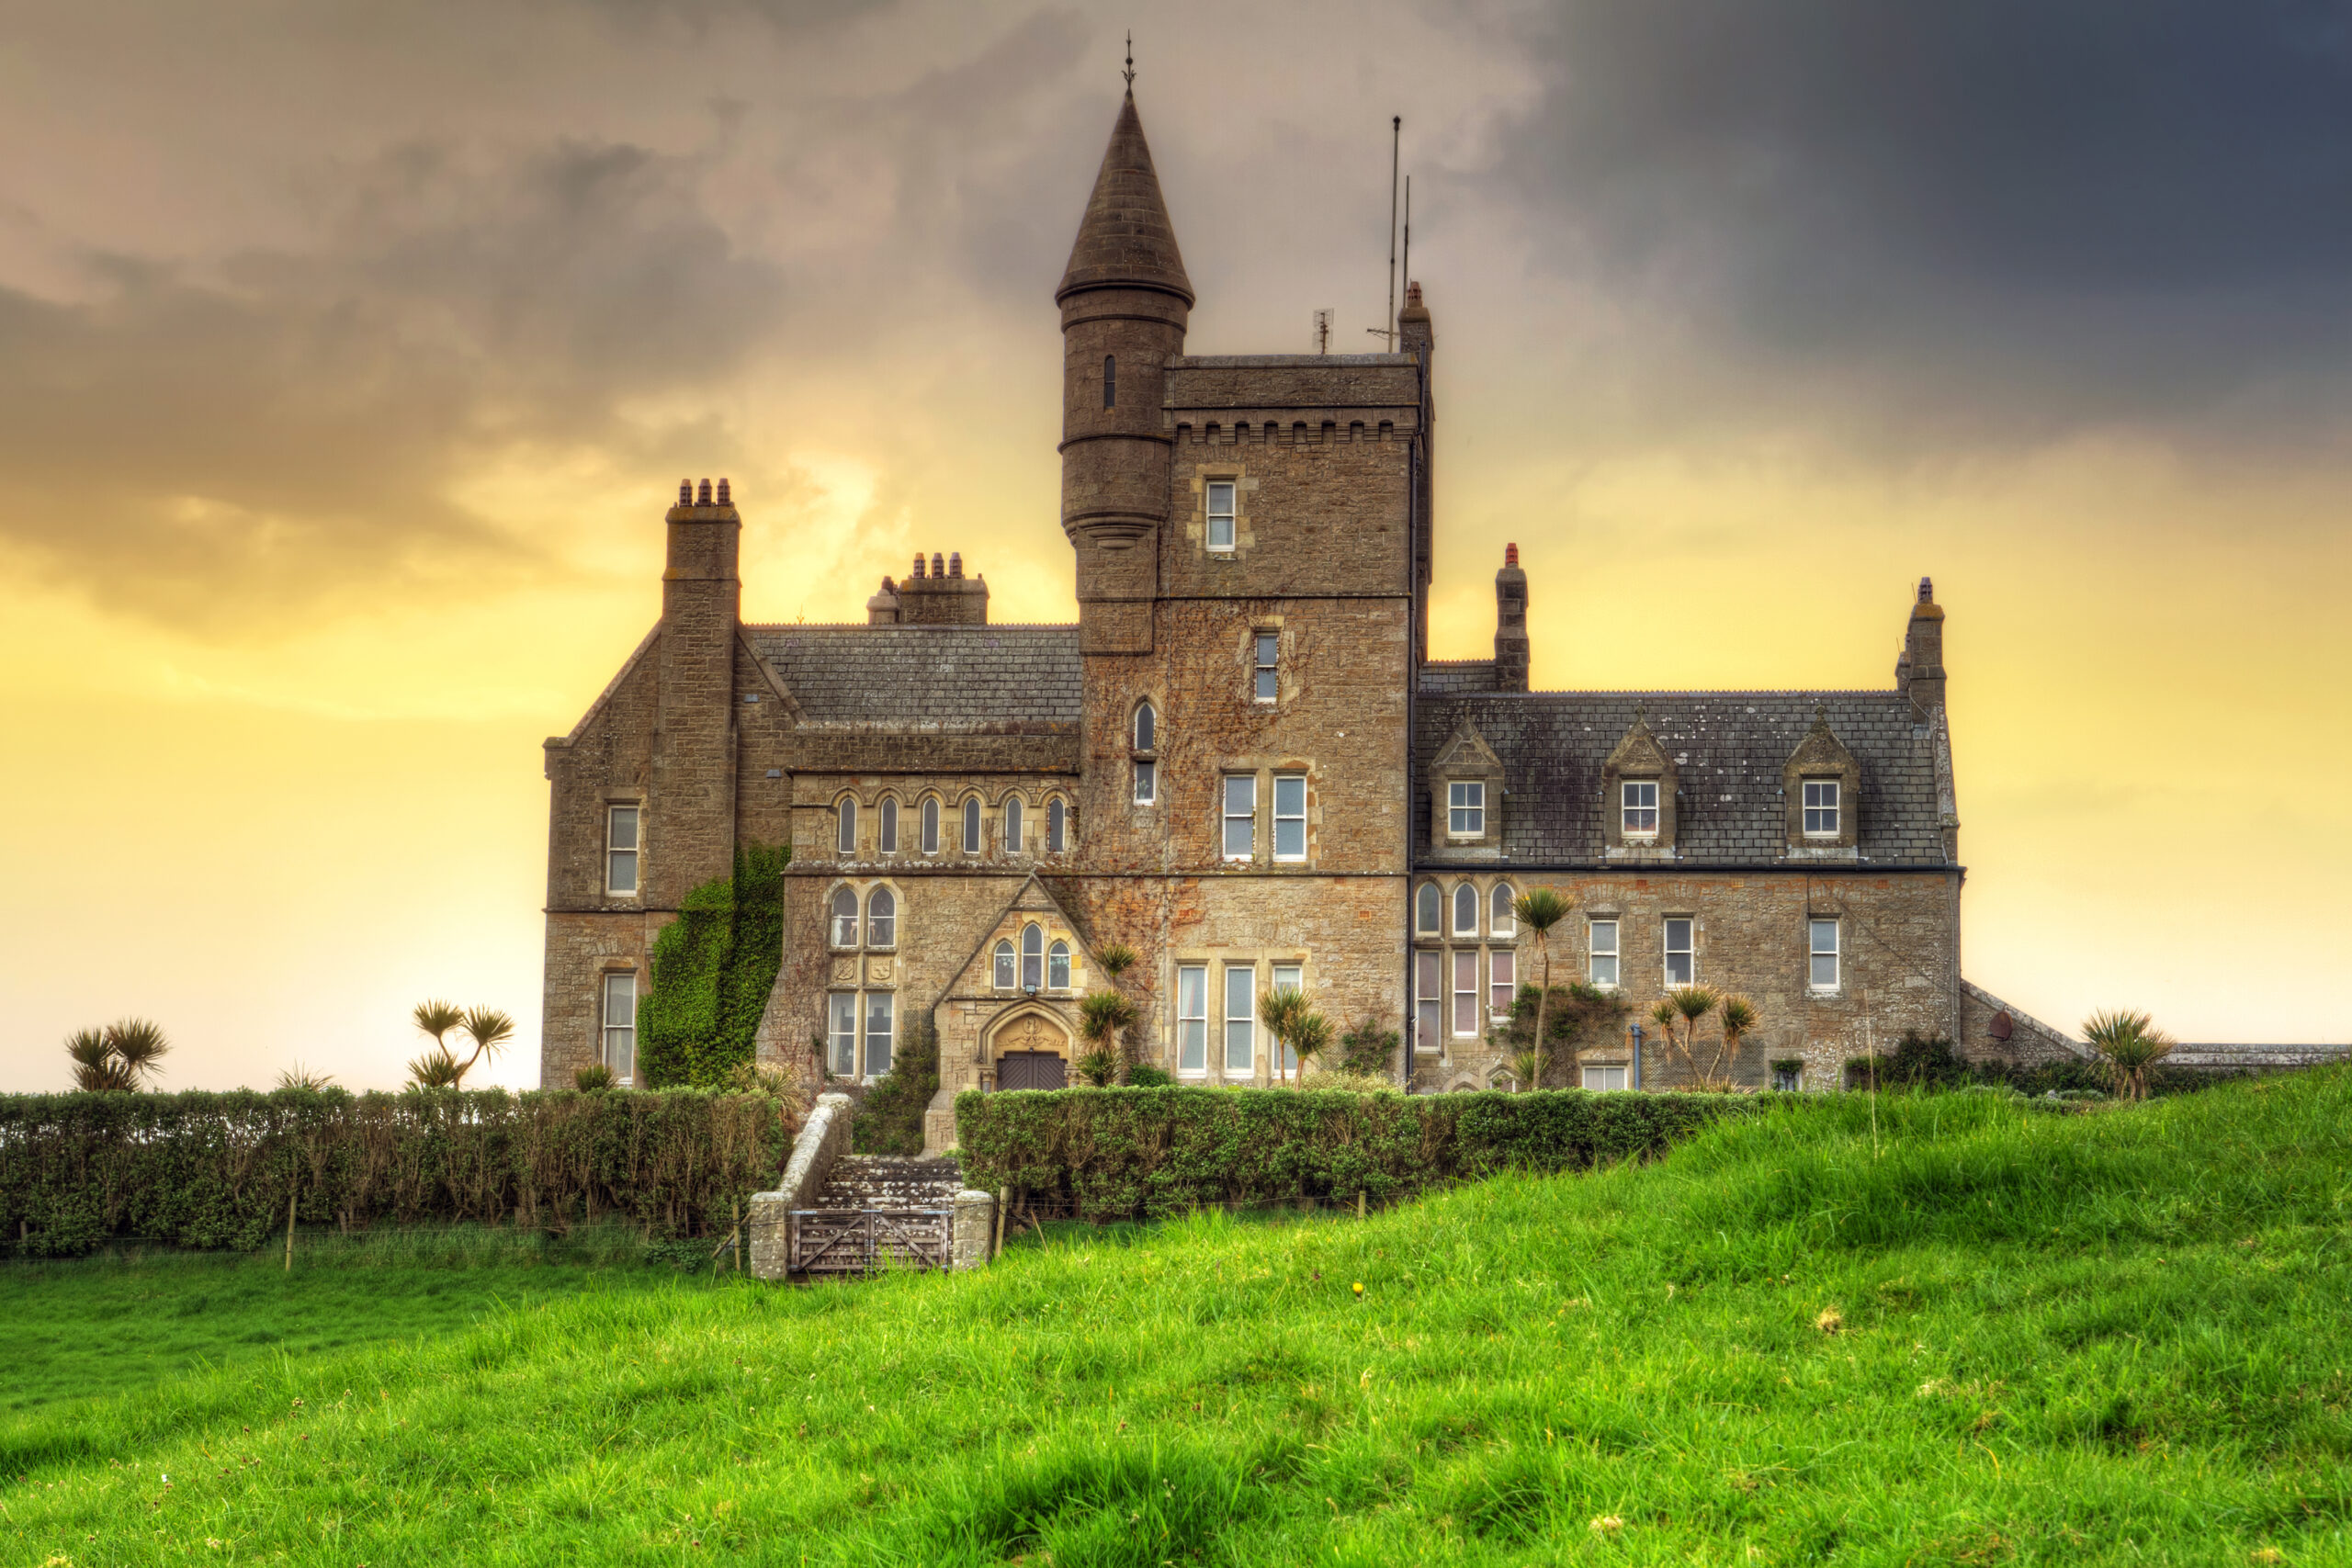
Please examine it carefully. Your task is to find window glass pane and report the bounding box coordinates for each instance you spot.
[963,798,981,852]
[1453,951,1478,1035]
[1048,799,1066,853]
[1623,780,1659,836]
[1254,634,1278,702]
[1454,884,1478,936]
[1135,704,1155,751]
[831,886,859,947]
[607,807,639,850]
[1273,774,1306,859]
[1271,964,1302,1073]
[1207,482,1236,550]
[1491,951,1515,1013]
[865,992,893,1077]
[1022,925,1043,991]
[1134,759,1156,805]
[1448,781,1484,835]
[878,798,898,853]
[1417,883,1440,934]
[829,993,857,1077]
[921,798,939,853]
[1224,966,1254,1073]
[1589,920,1619,987]
[867,887,895,947]
[602,974,636,1084]
[606,807,639,895]
[993,941,1014,989]
[1665,918,1695,986]
[1416,947,1443,1052]
[837,799,856,853]
[1178,965,1207,1072]
[1102,354,1115,409]
[1048,941,1070,989]
[1223,775,1255,859]
[1492,884,1516,936]
[1003,797,1023,851]
[1812,953,1838,989]
[607,849,638,895]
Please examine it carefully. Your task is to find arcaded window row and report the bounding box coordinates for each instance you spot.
[831,791,1071,861]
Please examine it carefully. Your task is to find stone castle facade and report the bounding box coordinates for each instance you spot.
[540,89,2072,1139]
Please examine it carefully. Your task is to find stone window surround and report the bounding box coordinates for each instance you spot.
[1426,728,1504,853]
[1808,915,1842,996]
[829,787,1077,862]
[1159,947,1311,1087]
[824,876,903,953]
[1214,759,1319,867]
[1186,464,1258,559]
[601,796,644,899]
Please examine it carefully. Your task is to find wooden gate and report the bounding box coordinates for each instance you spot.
[997,1051,1068,1090]
[787,1210,953,1275]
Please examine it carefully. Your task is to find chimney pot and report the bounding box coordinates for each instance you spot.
[1919,576,1933,603]
[696,479,712,506]
[931,553,944,579]
[1505,542,1519,567]
[948,551,963,579]
[678,479,691,505]
[911,554,925,578]
[716,478,730,505]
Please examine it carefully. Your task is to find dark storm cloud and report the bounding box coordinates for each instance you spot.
[0,137,785,632]
[1497,0,2352,440]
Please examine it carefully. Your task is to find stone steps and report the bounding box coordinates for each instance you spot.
[809,1155,966,1213]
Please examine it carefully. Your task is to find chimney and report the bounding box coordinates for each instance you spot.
[866,575,901,625]
[910,554,926,579]
[1901,576,1946,711]
[1494,541,1529,692]
[897,550,989,626]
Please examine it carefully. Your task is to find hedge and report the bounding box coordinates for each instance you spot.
[0,1088,792,1258]
[953,1086,1749,1222]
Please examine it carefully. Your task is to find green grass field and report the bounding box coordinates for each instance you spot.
[6,1072,2349,1565]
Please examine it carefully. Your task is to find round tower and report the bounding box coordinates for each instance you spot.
[1057,89,1192,557]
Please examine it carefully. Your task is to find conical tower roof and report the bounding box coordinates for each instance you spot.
[1057,91,1193,306]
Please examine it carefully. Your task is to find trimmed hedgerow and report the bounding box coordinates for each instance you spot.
[638,841,789,1089]
[0,1088,791,1258]
[953,1087,1747,1221]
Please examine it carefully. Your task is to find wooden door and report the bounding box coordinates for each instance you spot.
[997,1051,1067,1091]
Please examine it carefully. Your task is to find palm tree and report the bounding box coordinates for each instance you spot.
[1077,989,1137,1087]
[65,1019,170,1092]
[456,1007,515,1079]
[1257,987,1307,1085]
[1511,888,1576,1090]
[1651,987,1721,1086]
[1713,995,1759,1088]
[1095,943,1138,983]
[1291,1011,1335,1080]
[275,1064,335,1090]
[2083,1009,2175,1101]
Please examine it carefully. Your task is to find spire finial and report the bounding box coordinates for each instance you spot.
[1123,30,1135,90]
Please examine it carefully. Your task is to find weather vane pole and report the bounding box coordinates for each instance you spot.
[1124,30,1136,89]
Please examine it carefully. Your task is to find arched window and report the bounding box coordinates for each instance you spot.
[1453,884,1479,938]
[878,797,899,854]
[835,797,857,855]
[1048,940,1070,989]
[866,886,895,948]
[830,886,859,948]
[1416,882,1441,936]
[921,797,940,855]
[1003,796,1023,852]
[1047,797,1067,853]
[1021,924,1044,991]
[1134,702,1155,752]
[992,940,1014,989]
[1491,883,1517,938]
[962,797,981,854]
[1103,354,1115,409]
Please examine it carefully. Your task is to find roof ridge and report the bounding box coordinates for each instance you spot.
[745,622,1080,633]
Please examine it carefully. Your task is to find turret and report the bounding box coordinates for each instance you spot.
[1494,542,1529,692]
[1057,87,1192,653]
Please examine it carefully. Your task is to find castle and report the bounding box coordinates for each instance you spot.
[540,86,2075,1139]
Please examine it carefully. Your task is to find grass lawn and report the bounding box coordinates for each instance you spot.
[5,1071,2349,1565]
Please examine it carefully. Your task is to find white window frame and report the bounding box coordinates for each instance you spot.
[865,886,895,949]
[992,940,1015,990]
[1809,918,1841,993]
[1048,940,1070,990]
[835,797,857,855]
[1177,964,1208,1075]
[830,886,860,949]
[1134,758,1157,806]
[605,806,640,896]
[1453,883,1479,939]
[601,972,637,1086]
[1664,917,1696,987]
[863,991,894,1078]
[1491,883,1516,938]
[1272,773,1306,862]
[921,797,940,855]
[1804,779,1840,839]
[1252,632,1278,703]
[962,797,982,854]
[828,992,857,1077]
[1622,779,1660,840]
[1271,964,1303,1076]
[1453,950,1479,1038]
[1448,780,1485,838]
[1206,480,1237,552]
[1223,964,1255,1076]
[1222,774,1256,862]
[1589,919,1620,990]
[1582,1065,1628,1092]
[1003,796,1023,853]
[1047,797,1068,853]
[1414,950,1442,1054]
[1489,949,1515,1018]
[878,797,899,854]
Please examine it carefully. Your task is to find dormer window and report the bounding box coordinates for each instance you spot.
[1207,481,1237,551]
[1448,781,1485,837]
[1803,780,1840,838]
[1622,781,1660,840]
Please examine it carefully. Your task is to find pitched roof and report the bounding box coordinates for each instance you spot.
[1057,92,1193,305]
[1413,691,1952,866]
[746,625,1081,731]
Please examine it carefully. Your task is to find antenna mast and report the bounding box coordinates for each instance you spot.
[1401,175,1411,318]
[1385,116,1400,346]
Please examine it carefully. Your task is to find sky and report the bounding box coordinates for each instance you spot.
[3,0,2346,1091]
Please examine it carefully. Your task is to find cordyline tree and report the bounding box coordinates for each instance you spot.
[1510,888,1576,1090]
[1076,990,1136,1087]
[65,1019,170,1092]
[1257,985,1335,1086]
[1647,988,1763,1090]
[2083,1009,2175,1101]
[407,1002,515,1089]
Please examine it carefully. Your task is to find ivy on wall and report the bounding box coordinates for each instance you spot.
[639,842,789,1089]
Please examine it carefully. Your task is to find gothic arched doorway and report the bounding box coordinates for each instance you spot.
[988,1009,1072,1091]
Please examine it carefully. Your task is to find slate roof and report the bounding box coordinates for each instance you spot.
[1415,690,1952,867]
[1419,660,1498,695]
[747,625,1081,731]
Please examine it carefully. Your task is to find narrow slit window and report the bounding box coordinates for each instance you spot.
[1177,965,1207,1073]
[1224,964,1255,1074]
[1222,774,1256,861]
[1809,919,1840,991]
[1414,951,1442,1052]
[1622,780,1660,839]
[962,797,981,854]
[828,992,857,1077]
[1253,632,1278,702]
[1453,951,1479,1037]
[1490,950,1515,1016]
[878,797,899,854]
[992,940,1014,990]
[1272,773,1306,861]
[1804,780,1840,838]
[1003,796,1023,852]
[605,806,640,895]
[836,798,857,855]
[1589,919,1620,989]
[921,797,940,855]
[1134,759,1156,806]
[1048,940,1070,990]
[1207,481,1237,551]
[1491,884,1517,938]
[830,886,859,948]
[1416,882,1441,936]
[866,886,895,948]
[1102,354,1115,410]
[1453,883,1479,939]
[1047,798,1067,853]
[1021,925,1044,991]
[864,991,893,1077]
[1448,781,1485,836]
[601,973,637,1085]
[1665,918,1696,987]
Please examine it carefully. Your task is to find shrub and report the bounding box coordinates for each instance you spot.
[954,1086,1747,1221]
[851,1017,939,1156]
[1126,1065,1174,1089]
[0,1088,793,1258]
[638,842,789,1089]
[1338,1019,1399,1077]
[574,1065,616,1092]
[1487,984,1629,1089]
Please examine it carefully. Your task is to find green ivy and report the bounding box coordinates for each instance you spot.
[953,1086,1748,1222]
[638,841,789,1089]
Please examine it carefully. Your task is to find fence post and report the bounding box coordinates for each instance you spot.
[1357,1190,1365,1221]
[283,1182,297,1273]
[994,1186,1009,1258]
[733,1200,743,1275]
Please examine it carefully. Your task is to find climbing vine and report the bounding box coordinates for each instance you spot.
[639,841,789,1089]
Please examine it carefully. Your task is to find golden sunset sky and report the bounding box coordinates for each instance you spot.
[4,2,2346,1090]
